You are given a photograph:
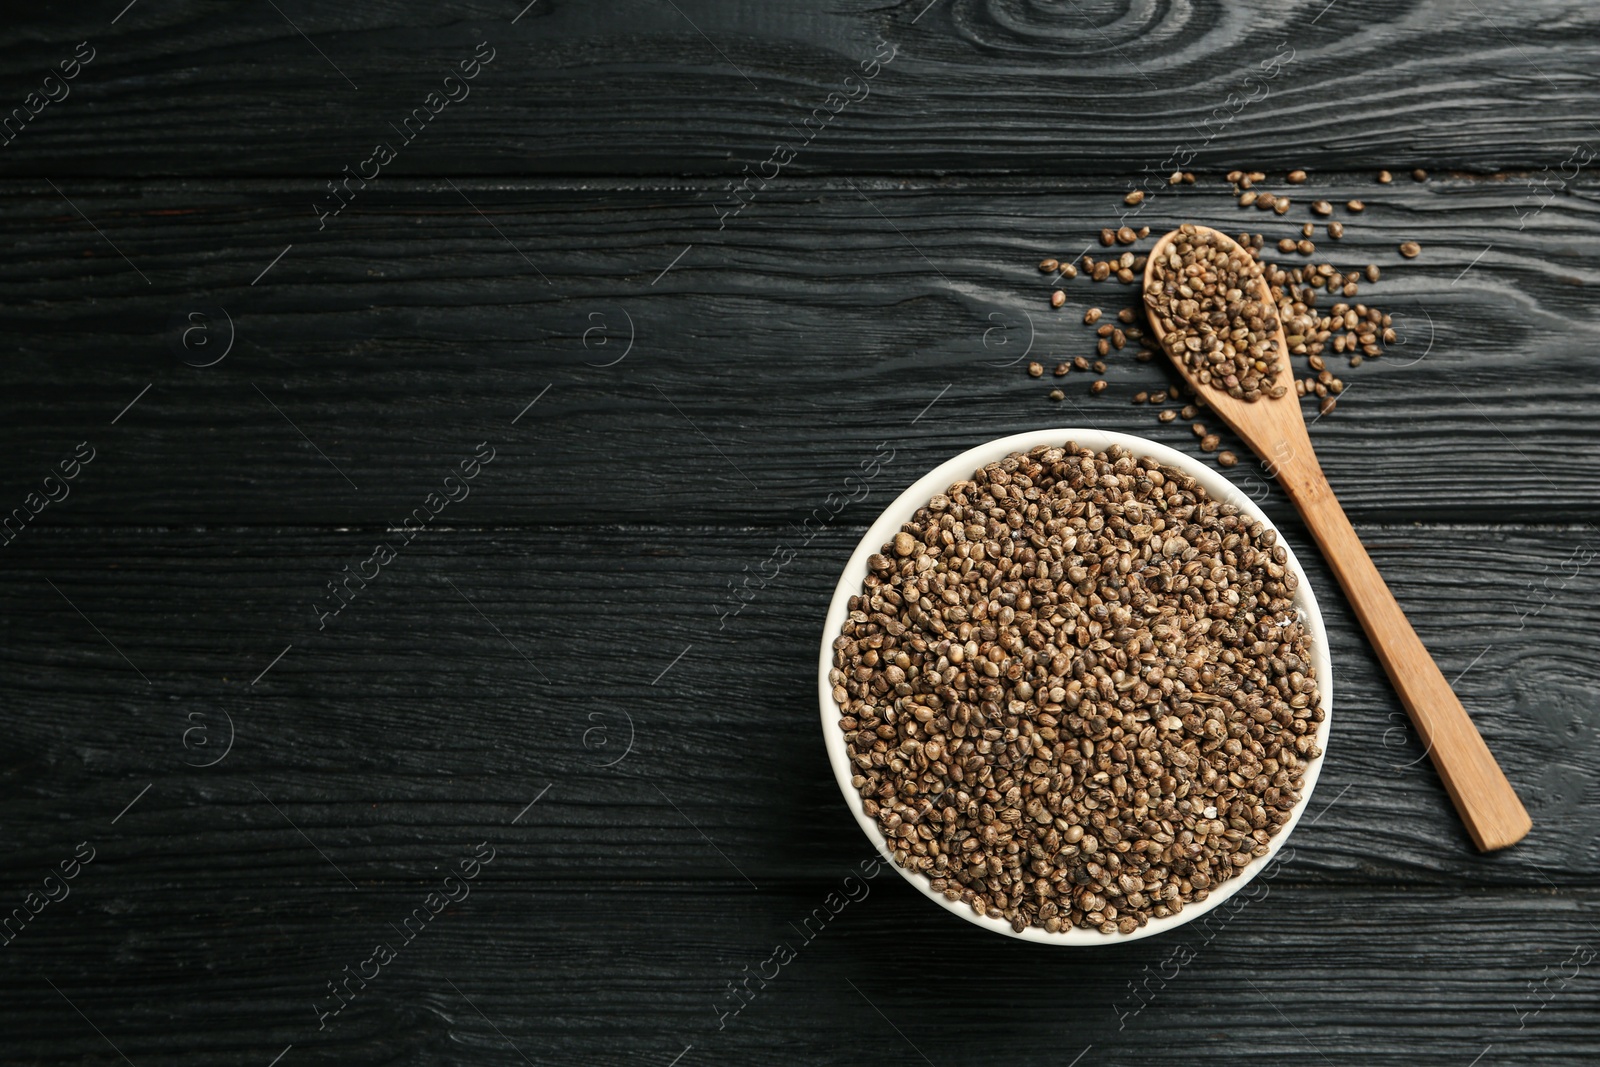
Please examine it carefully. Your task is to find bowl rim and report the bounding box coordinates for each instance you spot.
[817,428,1333,946]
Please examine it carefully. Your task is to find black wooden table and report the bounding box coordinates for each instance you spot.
[3,2,1598,1064]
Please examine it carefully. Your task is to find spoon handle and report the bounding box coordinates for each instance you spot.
[1281,456,1532,851]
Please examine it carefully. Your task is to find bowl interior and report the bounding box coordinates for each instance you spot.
[818,429,1333,945]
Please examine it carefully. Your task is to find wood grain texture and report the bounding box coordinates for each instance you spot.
[1,525,1593,890]
[2,884,1596,1066]
[1,177,1598,526]
[2,2,1598,1061]
[0,1,1596,177]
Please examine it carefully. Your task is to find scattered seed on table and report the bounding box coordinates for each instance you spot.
[1301,223,1314,238]
[1378,170,1393,184]
[1028,362,1043,377]
[1278,238,1297,253]
[1399,241,1421,258]
[1090,379,1108,394]
[1327,221,1344,239]
[1118,307,1137,324]
[1218,450,1238,466]
[1039,258,1059,272]
[1412,168,1428,181]
[1049,388,1064,401]
[1124,190,1145,206]
[1192,422,1207,438]
[1138,226,1151,238]
[1287,170,1307,184]
[1366,263,1381,282]
[1093,359,1107,373]
[1312,200,1333,216]
[1150,390,1168,404]
[1274,199,1291,215]
[1052,290,1066,308]
[1257,192,1277,211]
[1169,171,1184,185]
[1054,362,1069,376]
[1183,172,1196,183]
[1092,262,1111,281]
[1060,262,1079,279]
[1319,396,1337,415]
[1084,307,1102,325]
[1297,239,1315,255]
[1158,408,1177,422]
[1133,391,1149,404]
[1117,226,1137,245]
[1097,339,1110,356]
[1347,200,1365,213]
[1073,356,1090,371]
[1100,228,1116,246]
[1180,404,1199,419]
[1200,434,1220,452]
[1239,191,1258,207]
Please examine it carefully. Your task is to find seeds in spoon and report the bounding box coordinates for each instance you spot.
[1145,225,1288,402]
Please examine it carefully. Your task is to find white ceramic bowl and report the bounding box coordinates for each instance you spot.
[818,429,1332,945]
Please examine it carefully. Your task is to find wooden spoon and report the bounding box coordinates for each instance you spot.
[1142,224,1531,852]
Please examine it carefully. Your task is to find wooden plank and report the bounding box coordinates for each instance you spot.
[1,179,1597,525]
[0,2,1597,176]
[2,524,1593,888]
[1,883,1595,1065]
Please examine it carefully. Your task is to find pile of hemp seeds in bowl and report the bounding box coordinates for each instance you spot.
[829,442,1324,936]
